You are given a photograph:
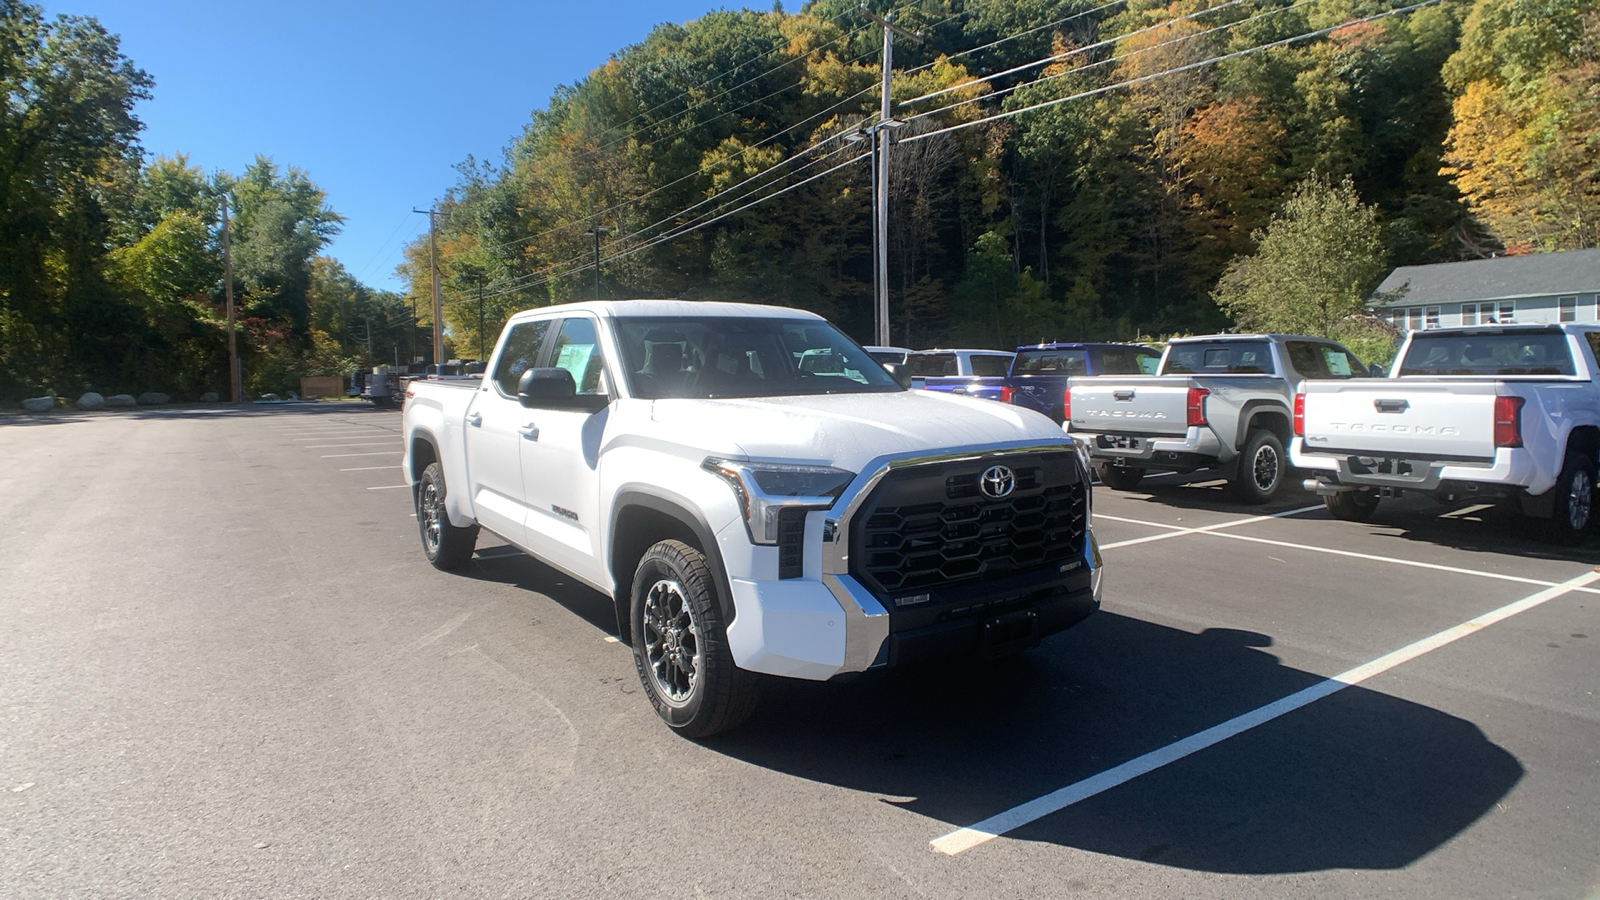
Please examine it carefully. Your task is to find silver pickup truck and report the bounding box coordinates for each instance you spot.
[1069,334,1371,503]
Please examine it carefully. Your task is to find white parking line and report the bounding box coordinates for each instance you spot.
[304,442,398,449]
[290,434,388,440]
[930,568,1600,856]
[1097,505,1323,550]
[340,465,402,472]
[366,484,410,491]
[320,451,403,458]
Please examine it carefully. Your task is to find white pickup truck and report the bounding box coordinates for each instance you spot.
[1293,324,1600,542]
[401,300,1103,736]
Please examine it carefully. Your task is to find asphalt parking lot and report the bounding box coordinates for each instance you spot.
[5,404,1598,899]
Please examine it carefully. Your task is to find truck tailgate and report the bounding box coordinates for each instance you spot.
[1069,377,1191,437]
[1300,380,1499,459]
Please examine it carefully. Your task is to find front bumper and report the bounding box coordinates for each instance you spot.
[720,440,1104,681]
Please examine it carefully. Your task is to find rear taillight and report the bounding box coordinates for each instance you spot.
[1493,396,1524,448]
[1186,388,1209,427]
[1000,385,1015,404]
[1293,392,1306,436]
[1062,388,1072,422]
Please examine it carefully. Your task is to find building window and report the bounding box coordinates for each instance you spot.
[1560,295,1577,322]
[1407,307,1423,331]
[1498,300,1515,323]
[1425,307,1441,329]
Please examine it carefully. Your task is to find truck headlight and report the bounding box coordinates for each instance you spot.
[703,458,855,545]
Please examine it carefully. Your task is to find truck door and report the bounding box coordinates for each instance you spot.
[518,315,612,582]
[466,318,553,548]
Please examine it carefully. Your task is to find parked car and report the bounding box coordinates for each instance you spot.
[1294,323,1600,542]
[1069,334,1371,503]
[864,345,912,366]
[906,348,1017,401]
[1006,342,1163,423]
[402,300,1103,737]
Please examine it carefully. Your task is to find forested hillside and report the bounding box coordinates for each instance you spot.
[2,0,1595,401]
[407,0,1597,362]
[0,2,420,400]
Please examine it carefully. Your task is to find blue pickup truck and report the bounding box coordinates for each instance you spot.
[906,348,1017,401]
[1007,342,1162,423]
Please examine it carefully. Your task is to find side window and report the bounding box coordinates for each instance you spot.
[549,317,609,395]
[492,320,552,395]
[1584,332,1600,375]
[970,355,1012,377]
[1284,341,1326,377]
[908,353,957,377]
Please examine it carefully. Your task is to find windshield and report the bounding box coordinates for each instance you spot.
[1398,330,1576,376]
[1163,341,1276,375]
[616,317,901,399]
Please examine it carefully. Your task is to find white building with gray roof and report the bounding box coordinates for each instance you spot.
[1371,248,1600,331]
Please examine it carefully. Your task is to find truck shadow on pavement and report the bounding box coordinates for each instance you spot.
[711,612,1522,875]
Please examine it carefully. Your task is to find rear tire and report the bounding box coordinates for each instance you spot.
[1546,452,1596,545]
[1232,430,1286,505]
[1097,464,1146,491]
[1324,489,1380,523]
[631,540,759,738]
[416,462,479,570]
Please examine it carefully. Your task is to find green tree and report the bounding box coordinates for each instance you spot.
[1213,174,1390,340]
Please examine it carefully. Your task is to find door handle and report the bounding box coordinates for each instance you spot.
[519,423,539,440]
[467,412,482,427]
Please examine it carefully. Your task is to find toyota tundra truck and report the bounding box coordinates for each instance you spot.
[1068,334,1371,502]
[402,300,1103,737]
[1293,323,1600,543]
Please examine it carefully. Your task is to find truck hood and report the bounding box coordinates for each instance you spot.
[649,390,1069,472]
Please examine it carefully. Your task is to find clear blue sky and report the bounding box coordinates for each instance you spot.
[44,1,803,293]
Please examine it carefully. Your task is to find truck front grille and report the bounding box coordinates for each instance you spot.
[850,451,1086,598]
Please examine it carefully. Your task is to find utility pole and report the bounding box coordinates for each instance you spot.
[221,194,241,403]
[465,269,488,363]
[584,225,612,299]
[414,208,442,368]
[859,7,919,347]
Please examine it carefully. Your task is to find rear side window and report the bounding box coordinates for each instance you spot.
[908,353,958,376]
[1163,341,1276,375]
[1013,349,1087,375]
[970,355,1013,377]
[1285,341,1369,379]
[492,320,553,394]
[1091,346,1161,375]
[1399,331,1576,376]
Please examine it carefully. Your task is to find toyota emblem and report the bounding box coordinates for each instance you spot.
[979,465,1015,499]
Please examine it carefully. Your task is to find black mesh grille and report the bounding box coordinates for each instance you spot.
[851,452,1086,598]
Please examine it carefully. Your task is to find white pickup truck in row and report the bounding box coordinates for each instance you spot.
[1293,323,1600,543]
[402,300,1103,736]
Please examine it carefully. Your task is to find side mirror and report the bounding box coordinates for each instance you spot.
[517,367,577,407]
[882,362,913,389]
[1368,363,1387,378]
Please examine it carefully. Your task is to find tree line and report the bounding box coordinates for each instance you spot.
[0,1,421,401]
[3,0,1595,403]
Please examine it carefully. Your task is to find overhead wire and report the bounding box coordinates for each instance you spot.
[900,0,1128,76]
[900,0,1325,125]
[898,0,1448,145]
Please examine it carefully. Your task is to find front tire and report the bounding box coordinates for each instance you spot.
[416,462,478,570]
[1325,489,1380,523]
[1097,464,1146,491]
[1546,452,1596,545]
[1232,430,1286,505]
[631,540,759,738]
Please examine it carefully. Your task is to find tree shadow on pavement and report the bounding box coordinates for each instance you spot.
[707,611,1521,875]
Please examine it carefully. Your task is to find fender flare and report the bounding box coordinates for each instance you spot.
[609,487,736,642]
[1234,399,1292,448]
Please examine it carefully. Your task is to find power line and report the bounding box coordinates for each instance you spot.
[898,0,1448,146]
[900,0,1326,125]
[899,0,1258,108]
[901,0,1128,77]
